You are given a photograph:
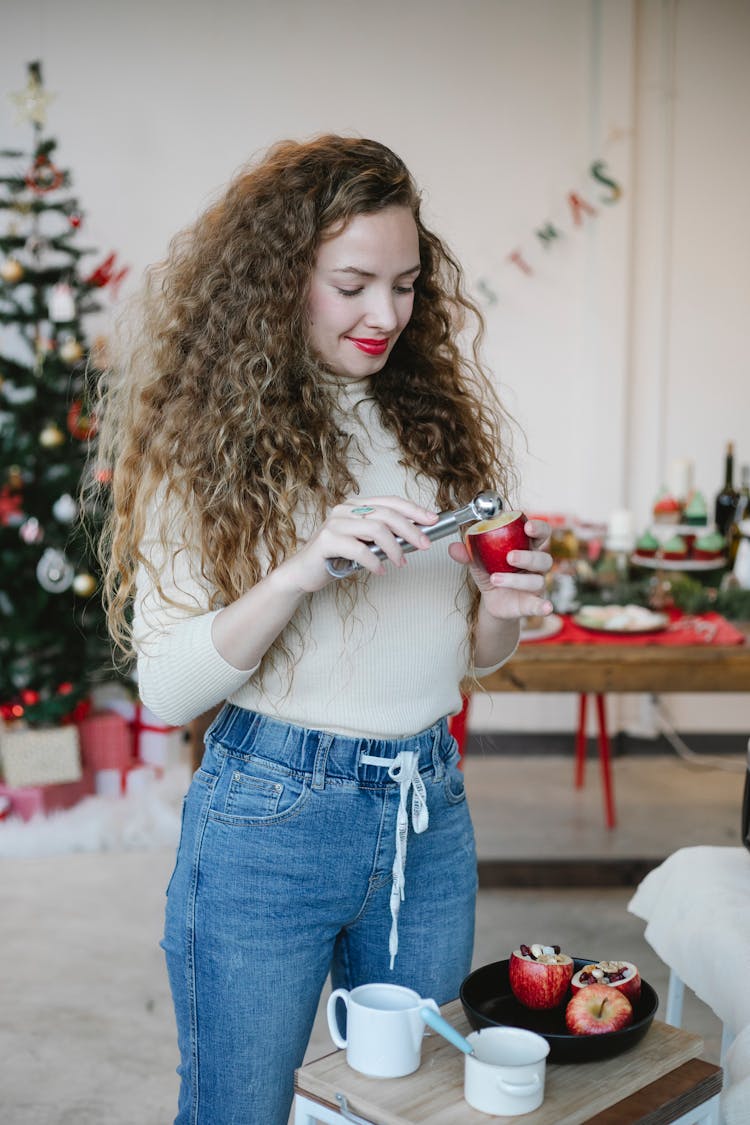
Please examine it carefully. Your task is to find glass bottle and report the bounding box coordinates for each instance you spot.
[714,442,740,536]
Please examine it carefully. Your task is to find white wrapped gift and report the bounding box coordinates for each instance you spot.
[0,723,82,788]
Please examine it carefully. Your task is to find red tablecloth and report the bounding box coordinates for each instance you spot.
[525,610,746,647]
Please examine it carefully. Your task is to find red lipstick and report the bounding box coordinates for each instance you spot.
[346,337,389,356]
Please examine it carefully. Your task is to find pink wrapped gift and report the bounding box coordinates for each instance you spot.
[0,773,94,822]
[77,711,133,772]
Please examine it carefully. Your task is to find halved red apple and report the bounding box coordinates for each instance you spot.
[464,511,530,573]
[570,960,641,1003]
[509,944,574,1010]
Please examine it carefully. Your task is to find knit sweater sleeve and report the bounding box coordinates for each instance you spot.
[132,507,258,726]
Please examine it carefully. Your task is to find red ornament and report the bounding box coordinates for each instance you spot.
[84,251,129,295]
[69,699,92,724]
[20,689,40,705]
[0,486,23,527]
[57,682,74,695]
[69,213,82,228]
[25,154,64,195]
[67,400,98,440]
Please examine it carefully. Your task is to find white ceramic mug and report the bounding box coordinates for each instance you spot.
[464,1026,550,1116]
[326,983,439,1078]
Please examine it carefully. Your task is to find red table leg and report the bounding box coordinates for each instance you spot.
[595,693,617,829]
[449,694,470,759]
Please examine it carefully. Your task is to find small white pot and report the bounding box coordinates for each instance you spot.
[464,1026,550,1116]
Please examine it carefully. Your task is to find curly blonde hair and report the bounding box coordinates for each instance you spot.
[96,134,515,671]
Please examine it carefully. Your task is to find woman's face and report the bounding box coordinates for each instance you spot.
[306,205,420,380]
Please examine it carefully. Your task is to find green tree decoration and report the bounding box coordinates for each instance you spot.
[1,61,126,726]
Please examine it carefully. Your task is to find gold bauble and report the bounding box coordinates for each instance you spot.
[73,572,97,597]
[59,338,84,365]
[39,423,66,448]
[1,257,24,284]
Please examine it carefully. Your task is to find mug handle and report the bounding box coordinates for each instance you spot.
[497,1073,541,1096]
[326,988,350,1049]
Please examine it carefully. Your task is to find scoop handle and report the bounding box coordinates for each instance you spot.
[325,490,504,579]
[419,1006,474,1055]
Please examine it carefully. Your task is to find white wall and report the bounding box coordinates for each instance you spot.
[2,0,748,734]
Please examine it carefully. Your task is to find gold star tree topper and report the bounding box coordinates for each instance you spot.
[10,61,55,127]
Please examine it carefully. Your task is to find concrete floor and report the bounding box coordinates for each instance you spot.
[0,750,744,1124]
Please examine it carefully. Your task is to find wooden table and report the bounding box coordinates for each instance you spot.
[294,999,722,1125]
[469,622,750,829]
[479,623,750,695]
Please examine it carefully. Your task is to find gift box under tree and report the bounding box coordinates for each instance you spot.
[0,723,82,788]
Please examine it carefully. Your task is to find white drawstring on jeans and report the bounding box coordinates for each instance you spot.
[360,749,429,970]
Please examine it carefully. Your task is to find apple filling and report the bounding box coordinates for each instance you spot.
[517,943,568,965]
[571,959,641,1001]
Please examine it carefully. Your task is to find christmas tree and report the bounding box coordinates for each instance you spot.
[0,62,126,727]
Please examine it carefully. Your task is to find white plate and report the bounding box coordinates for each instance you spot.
[573,605,669,634]
[520,613,563,642]
[631,553,727,572]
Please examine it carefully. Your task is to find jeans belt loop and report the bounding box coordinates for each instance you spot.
[311,733,332,791]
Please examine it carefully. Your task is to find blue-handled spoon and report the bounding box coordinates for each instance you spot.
[419,1006,475,1056]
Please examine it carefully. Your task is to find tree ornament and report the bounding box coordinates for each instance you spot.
[73,572,97,597]
[39,422,66,448]
[48,282,76,322]
[9,63,55,127]
[19,517,44,544]
[1,257,24,284]
[36,548,74,593]
[0,485,24,528]
[66,400,97,439]
[52,493,78,523]
[69,213,82,229]
[58,337,84,365]
[85,252,129,294]
[7,466,24,490]
[24,233,52,260]
[25,154,64,195]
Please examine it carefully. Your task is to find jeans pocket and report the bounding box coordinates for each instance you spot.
[225,771,283,817]
[211,755,311,826]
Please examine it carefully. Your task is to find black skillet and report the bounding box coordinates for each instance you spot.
[460,957,659,1063]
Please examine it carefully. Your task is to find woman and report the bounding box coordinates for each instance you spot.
[98,135,552,1125]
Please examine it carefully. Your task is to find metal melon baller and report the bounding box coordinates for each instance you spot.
[325,490,504,579]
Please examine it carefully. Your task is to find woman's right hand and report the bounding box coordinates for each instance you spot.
[277,496,440,594]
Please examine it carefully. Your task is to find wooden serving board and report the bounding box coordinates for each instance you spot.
[295,1000,706,1125]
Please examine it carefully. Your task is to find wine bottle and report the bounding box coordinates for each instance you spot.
[714,441,739,536]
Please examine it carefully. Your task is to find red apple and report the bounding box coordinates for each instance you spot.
[464,511,530,573]
[509,944,574,1010]
[565,983,633,1036]
[570,960,641,1003]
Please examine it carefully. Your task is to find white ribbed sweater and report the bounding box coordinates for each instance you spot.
[134,378,510,737]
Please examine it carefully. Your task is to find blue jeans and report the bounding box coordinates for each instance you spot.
[162,706,477,1125]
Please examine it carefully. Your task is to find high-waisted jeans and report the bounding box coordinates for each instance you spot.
[162,705,478,1125]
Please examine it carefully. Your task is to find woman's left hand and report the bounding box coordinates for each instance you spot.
[448,518,554,619]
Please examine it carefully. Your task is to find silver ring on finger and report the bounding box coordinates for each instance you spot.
[351,505,375,517]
